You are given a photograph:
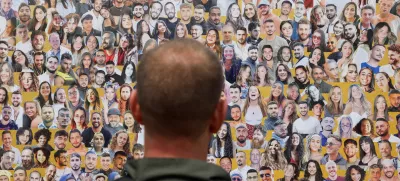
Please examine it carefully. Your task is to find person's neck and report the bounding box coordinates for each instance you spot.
[51,47,60,52]
[181,18,190,24]
[92,126,102,132]
[381,133,391,140]
[57,164,66,169]
[347,17,355,23]
[144,131,210,161]
[43,120,53,127]
[280,14,289,20]
[329,152,339,161]
[21,38,29,43]
[94,146,102,152]
[84,28,93,35]
[322,130,331,137]
[71,100,79,107]
[96,63,105,68]
[0,119,9,125]
[354,98,362,105]
[361,20,371,28]
[382,155,392,159]
[329,174,338,180]
[115,2,124,8]
[379,12,390,19]
[249,99,258,106]
[266,34,275,41]
[223,40,232,45]
[106,48,115,55]
[92,10,100,17]
[301,115,309,120]
[250,163,259,169]
[302,38,310,45]
[72,170,80,178]
[329,16,337,23]
[348,155,358,163]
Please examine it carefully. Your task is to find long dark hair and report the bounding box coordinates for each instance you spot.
[152,20,171,39]
[0,87,9,105]
[304,160,324,181]
[123,111,142,133]
[16,128,33,145]
[37,81,53,107]
[359,136,377,159]
[216,122,234,158]
[11,50,30,72]
[121,61,136,83]
[29,5,47,31]
[284,133,304,166]
[118,10,135,35]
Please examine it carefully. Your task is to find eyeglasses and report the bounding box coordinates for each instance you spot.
[341,124,351,127]
[231,177,242,181]
[327,41,335,44]
[326,141,339,147]
[260,174,271,178]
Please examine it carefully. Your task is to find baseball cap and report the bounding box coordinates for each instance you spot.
[108,108,121,116]
[235,123,247,130]
[258,0,270,8]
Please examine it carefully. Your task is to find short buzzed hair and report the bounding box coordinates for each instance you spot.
[136,39,223,140]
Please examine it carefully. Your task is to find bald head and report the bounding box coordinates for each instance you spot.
[132,39,225,140]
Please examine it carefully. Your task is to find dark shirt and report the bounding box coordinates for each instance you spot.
[314,81,332,94]
[75,2,92,16]
[0,120,18,130]
[119,158,230,181]
[109,6,132,17]
[82,28,102,37]
[263,117,279,131]
[224,59,242,84]
[204,19,224,32]
[193,0,217,12]
[82,127,112,147]
[160,18,180,38]
[67,27,83,44]
[105,73,124,86]
[241,58,257,76]
[294,78,311,89]
[246,36,262,46]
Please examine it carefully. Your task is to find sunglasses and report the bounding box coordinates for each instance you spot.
[326,141,339,147]
[260,174,271,178]
[327,41,335,44]
[312,35,321,40]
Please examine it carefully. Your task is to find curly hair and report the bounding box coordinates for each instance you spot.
[19,72,39,92]
[304,160,324,181]
[354,118,376,137]
[34,129,52,145]
[284,133,304,166]
[260,139,287,170]
[302,134,322,168]
[345,165,365,181]
[216,122,234,158]
[109,130,131,155]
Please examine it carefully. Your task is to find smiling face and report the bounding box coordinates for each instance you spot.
[307,162,317,176]
[310,135,321,152]
[361,119,372,135]
[217,124,227,139]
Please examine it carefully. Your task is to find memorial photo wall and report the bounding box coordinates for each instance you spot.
[1,0,400,181]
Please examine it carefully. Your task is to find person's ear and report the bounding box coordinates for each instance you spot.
[210,97,227,133]
[130,90,143,125]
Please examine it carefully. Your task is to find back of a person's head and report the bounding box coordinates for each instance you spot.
[135,39,224,140]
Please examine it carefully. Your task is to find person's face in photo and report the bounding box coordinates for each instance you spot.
[327,37,337,51]
[29,172,41,181]
[236,30,247,44]
[34,54,44,69]
[191,26,201,39]
[259,4,270,15]
[45,165,56,181]
[70,156,81,171]
[21,149,33,166]
[293,46,304,59]
[133,150,144,160]
[106,64,115,74]
[223,26,234,42]
[361,9,374,23]
[206,155,216,164]
[100,156,111,170]
[295,68,307,83]
[253,129,265,144]
[281,22,293,38]
[54,135,67,150]
[247,172,258,181]
[150,3,162,19]
[326,163,337,177]
[231,107,241,121]
[113,154,127,170]
[133,5,144,18]
[92,113,102,128]
[220,158,232,173]
[121,87,131,101]
[388,49,400,66]
[267,104,278,118]
[345,143,358,158]
[370,167,381,181]
[46,57,58,73]
[79,75,89,88]
[13,169,26,181]
[57,111,71,128]
[299,104,308,116]
[249,49,258,61]
[326,5,336,19]
[298,23,310,41]
[344,24,356,39]
[275,124,288,138]
[262,48,272,61]
[235,152,246,166]
[236,128,248,143]
[85,153,97,170]
[376,121,389,136]
[325,62,339,79]
[223,47,234,60]
[194,8,204,21]
[326,138,340,154]
[371,45,386,61]
[165,4,175,19]
[379,142,391,158]
[209,8,221,24]
[265,22,275,36]
[70,132,82,148]
[180,7,192,21]
[383,162,395,178]
[260,169,273,181]
[321,117,334,131]
[32,35,45,51]
[18,6,31,22]
[251,26,260,39]
[1,151,15,169]
[229,87,240,103]
[250,149,260,164]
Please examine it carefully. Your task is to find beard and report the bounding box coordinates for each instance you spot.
[251,138,264,149]
[48,69,56,74]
